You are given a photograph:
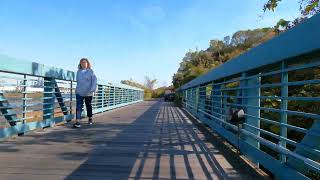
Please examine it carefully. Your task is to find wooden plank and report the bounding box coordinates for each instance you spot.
[0,100,268,179]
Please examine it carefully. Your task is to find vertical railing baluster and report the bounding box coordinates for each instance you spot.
[107,86,110,107]
[196,86,199,114]
[243,72,260,166]
[102,85,105,112]
[126,89,128,103]
[184,89,187,108]
[222,79,227,121]
[280,61,288,162]
[212,83,222,125]
[22,75,27,124]
[124,89,127,103]
[120,88,123,104]
[199,86,205,120]
[43,77,54,123]
[70,81,73,115]
[113,87,116,105]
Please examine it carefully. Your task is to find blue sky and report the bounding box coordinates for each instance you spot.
[0,0,300,87]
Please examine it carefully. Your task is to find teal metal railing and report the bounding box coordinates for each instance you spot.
[178,14,320,179]
[0,55,144,139]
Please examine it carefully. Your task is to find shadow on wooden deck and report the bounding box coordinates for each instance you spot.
[0,100,269,180]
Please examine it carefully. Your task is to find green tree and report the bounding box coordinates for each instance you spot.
[122,78,169,100]
[264,0,319,30]
[264,0,319,16]
[172,28,275,89]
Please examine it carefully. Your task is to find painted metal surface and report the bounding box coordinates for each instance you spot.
[0,57,144,139]
[180,14,320,179]
[179,13,320,91]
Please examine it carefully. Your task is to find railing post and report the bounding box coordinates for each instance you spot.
[129,89,131,102]
[243,72,260,166]
[187,89,191,110]
[70,81,73,115]
[191,88,194,113]
[108,86,111,106]
[43,77,55,122]
[194,87,197,115]
[22,75,27,124]
[135,90,137,101]
[198,86,205,121]
[102,85,105,111]
[107,87,109,105]
[124,89,126,103]
[113,87,116,106]
[280,61,288,162]
[121,88,123,104]
[183,90,186,108]
[212,83,222,125]
[222,79,228,120]
[128,89,131,103]
[196,86,199,113]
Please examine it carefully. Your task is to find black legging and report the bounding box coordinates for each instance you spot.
[76,94,93,119]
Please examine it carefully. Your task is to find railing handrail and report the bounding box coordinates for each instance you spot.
[0,54,144,91]
[179,13,320,91]
[179,14,320,179]
[0,55,144,140]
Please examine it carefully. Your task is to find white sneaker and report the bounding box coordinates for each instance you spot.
[88,118,93,125]
[73,122,81,128]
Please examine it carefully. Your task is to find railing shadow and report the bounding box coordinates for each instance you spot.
[63,101,161,179]
[0,100,268,179]
[177,106,270,180]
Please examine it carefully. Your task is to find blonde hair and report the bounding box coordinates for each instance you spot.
[78,58,92,69]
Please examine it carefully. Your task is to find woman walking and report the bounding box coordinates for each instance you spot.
[74,58,97,128]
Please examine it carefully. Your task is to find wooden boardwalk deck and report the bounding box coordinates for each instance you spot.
[0,100,268,180]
